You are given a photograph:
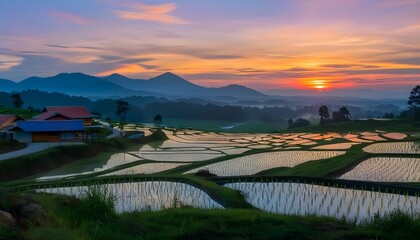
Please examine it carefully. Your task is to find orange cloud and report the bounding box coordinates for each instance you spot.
[96,64,147,76]
[51,11,93,25]
[115,3,187,24]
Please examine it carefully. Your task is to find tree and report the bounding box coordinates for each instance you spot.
[153,114,163,125]
[333,106,351,123]
[288,118,310,129]
[408,85,420,109]
[115,100,130,122]
[408,85,420,121]
[318,105,330,124]
[11,93,24,108]
[287,118,294,129]
[339,106,351,121]
[383,113,394,119]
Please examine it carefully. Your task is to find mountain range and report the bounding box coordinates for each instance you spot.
[0,72,266,99]
[0,72,411,100]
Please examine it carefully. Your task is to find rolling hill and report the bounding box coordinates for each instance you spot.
[103,72,266,98]
[0,72,266,99]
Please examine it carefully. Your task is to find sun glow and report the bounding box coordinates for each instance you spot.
[305,79,329,91]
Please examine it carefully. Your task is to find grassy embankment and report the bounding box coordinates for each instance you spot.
[1,191,419,240]
[0,141,27,154]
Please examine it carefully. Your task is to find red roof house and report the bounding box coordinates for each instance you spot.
[0,115,24,129]
[32,106,96,125]
[11,120,84,142]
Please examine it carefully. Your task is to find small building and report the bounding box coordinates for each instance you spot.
[0,115,24,129]
[11,120,84,143]
[32,106,96,126]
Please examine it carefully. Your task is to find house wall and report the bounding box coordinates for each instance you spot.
[13,130,32,143]
[83,118,92,126]
[60,131,77,141]
[32,132,60,142]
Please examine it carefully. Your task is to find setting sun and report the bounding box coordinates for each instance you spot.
[312,80,327,90]
[300,78,330,91]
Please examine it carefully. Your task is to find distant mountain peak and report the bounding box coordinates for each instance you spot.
[160,72,177,77]
[149,72,194,85]
[153,72,184,80]
[55,72,86,77]
[108,73,128,78]
[224,84,243,88]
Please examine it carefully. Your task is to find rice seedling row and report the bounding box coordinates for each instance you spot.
[37,181,223,212]
[339,157,420,182]
[184,151,345,176]
[225,182,420,223]
[363,142,419,154]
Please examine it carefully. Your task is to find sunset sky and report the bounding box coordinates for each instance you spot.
[0,0,419,91]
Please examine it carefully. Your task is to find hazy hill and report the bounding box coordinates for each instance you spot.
[15,73,157,97]
[212,84,265,98]
[0,79,17,92]
[103,72,203,95]
[0,72,266,99]
[103,72,266,98]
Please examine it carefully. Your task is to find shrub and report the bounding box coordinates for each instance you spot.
[368,209,420,235]
[77,185,116,223]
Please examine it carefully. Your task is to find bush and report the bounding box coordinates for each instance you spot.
[368,210,420,236]
[0,227,20,240]
[77,185,116,223]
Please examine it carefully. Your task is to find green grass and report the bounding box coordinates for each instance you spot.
[0,226,20,240]
[182,175,253,208]
[0,141,26,154]
[0,107,38,119]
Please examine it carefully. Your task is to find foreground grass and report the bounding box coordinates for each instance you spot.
[0,141,26,154]
[1,192,418,240]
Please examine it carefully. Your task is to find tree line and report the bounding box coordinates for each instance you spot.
[1,85,419,126]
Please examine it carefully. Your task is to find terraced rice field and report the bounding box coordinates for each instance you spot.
[339,157,420,182]
[184,151,345,176]
[37,153,143,181]
[133,151,225,162]
[37,181,223,212]
[363,142,419,154]
[20,126,420,225]
[225,182,420,223]
[382,132,407,140]
[312,143,359,150]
